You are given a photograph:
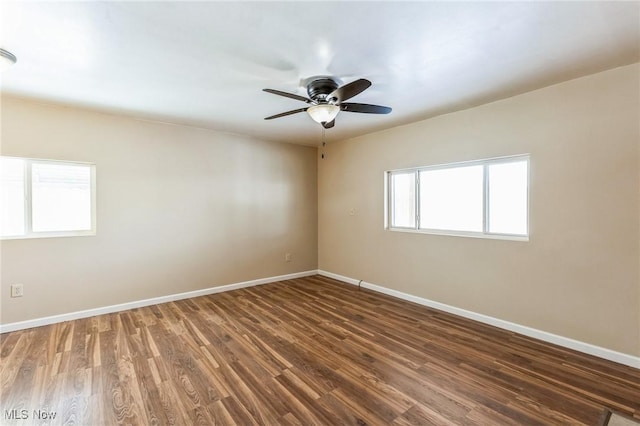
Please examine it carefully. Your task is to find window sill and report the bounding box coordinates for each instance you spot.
[1,231,96,240]
[385,227,529,242]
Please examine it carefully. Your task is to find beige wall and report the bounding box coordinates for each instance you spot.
[318,64,640,357]
[1,96,317,324]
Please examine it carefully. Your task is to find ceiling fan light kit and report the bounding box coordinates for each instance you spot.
[307,104,340,124]
[0,48,17,71]
[263,76,391,129]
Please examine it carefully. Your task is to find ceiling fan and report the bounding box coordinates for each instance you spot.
[263,77,391,129]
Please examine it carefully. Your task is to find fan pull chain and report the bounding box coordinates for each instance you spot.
[321,127,326,159]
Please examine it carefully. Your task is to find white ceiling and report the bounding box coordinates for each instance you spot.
[1,1,638,145]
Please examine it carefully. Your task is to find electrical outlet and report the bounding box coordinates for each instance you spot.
[11,284,23,298]
[285,253,292,262]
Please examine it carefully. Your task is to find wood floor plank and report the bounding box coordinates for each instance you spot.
[394,402,461,426]
[1,275,638,425]
[206,399,237,426]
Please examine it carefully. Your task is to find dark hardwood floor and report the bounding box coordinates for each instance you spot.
[1,275,639,425]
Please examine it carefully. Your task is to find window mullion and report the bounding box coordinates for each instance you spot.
[24,160,33,236]
[387,172,393,228]
[415,171,420,230]
[483,164,489,234]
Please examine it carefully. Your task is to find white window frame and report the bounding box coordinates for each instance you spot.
[385,154,529,241]
[1,156,97,240]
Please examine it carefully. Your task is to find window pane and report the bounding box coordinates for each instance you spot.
[391,172,416,228]
[1,158,25,237]
[32,163,92,232]
[488,161,528,235]
[419,165,483,232]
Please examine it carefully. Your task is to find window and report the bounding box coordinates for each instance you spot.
[386,155,529,240]
[1,157,96,239]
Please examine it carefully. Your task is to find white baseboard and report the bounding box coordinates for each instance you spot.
[4,269,638,369]
[0,270,317,334]
[317,270,640,369]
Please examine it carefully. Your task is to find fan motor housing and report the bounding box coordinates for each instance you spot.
[306,78,339,102]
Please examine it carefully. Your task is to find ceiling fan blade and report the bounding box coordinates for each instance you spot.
[328,78,371,103]
[341,103,392,114]
[263,88,312,104]
[322,119,335,129]
[264,108,308,120]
